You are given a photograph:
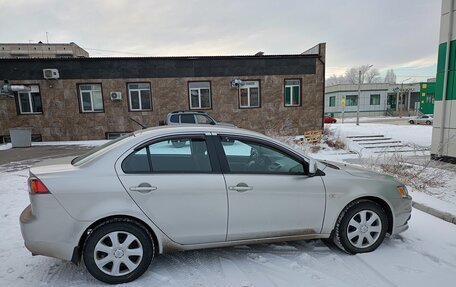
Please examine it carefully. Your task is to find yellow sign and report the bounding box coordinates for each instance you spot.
[422,84,427,89]
[341,98,346,107]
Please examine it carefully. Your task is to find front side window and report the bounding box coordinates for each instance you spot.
[239,81,260,108]
[17,85,42,114]
[128,83,151,111]
[284,80,300,106]
[122,137,212,173]
[370,94,380,105]
[346,95,358,106]
[220,137,305,174]
[196,114,214,124]
[189,82,211,109]
[329,96,336,107]
[79,84,103,112]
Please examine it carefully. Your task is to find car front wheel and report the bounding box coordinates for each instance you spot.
[83,220,154,284]
[335,200,388,254]
[409,120,414,124]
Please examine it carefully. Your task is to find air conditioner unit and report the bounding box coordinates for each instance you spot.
[110,91,122,101]
[43,69,60,80]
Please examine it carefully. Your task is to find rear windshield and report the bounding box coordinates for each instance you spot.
[71,133,133,166]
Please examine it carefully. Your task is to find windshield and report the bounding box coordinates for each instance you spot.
[71,133,133,165]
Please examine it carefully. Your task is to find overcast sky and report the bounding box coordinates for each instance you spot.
[0,0,442,82]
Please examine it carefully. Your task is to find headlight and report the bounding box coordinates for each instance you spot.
[396,185,408,198]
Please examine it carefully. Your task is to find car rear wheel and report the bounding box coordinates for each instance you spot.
[426,120,431,125]
[409,120,414,124]
[334,200,388,254]
[83,220,154,284]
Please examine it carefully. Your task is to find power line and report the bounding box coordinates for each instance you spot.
[82,47,147,56]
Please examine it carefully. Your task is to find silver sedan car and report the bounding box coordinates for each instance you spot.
[20,126,412,284]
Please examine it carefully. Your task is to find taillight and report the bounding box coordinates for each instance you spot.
[29,177,50,194]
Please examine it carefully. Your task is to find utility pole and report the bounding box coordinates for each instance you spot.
[356,64,373,126]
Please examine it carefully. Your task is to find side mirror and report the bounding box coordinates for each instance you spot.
[308,158,318,176]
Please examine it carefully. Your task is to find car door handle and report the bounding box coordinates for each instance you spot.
[129,183,157,193]
[228,183,253,192]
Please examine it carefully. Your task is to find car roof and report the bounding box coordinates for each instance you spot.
[133,125,265,139]
[169,110,208,115]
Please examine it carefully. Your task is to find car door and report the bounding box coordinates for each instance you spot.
[179,114,196,124]
[215,135,326,241]
[116,135,228,245]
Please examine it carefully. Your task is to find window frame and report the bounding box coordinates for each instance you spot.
[238,80,261,109]
[127,82,152,112]
[121,134,221,174]
[77,83,104,113]
[284,79,301,107]
[370,94,381,106]
[214,134,310,175]
[15,84,43,115]
[345,95,358,106]
[329,96,336,107]
[188,81,212,110]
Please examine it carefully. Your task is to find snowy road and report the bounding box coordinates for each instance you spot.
[1,167,456,287]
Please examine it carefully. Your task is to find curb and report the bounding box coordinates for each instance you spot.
[412,201,456,225]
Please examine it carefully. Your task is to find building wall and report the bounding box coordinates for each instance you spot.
[419,82,435,115]
[0,46,325,140]
[324,84,389,117]
[432,0,456,162]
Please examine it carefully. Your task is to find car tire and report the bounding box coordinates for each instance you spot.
[83,219,154,284]
[409,120,414,124]
[332,120,337,123]
[426,120,431,125]
[334,200,388,254]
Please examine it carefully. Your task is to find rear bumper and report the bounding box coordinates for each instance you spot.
[20,201,87,262]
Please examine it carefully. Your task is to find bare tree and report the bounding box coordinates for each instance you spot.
[326,65,382,86]
[326,74,346,86]
[384,69,397,84]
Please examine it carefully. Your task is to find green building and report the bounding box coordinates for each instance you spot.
[419,81,435,115]
[432,0,456,163]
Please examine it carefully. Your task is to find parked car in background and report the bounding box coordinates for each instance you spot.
[324,116,337,123]
[160,111,235,127]
[20,125,412,284]
[409,115,433,125]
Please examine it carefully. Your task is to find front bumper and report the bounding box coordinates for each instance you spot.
[20,199,87,262]
[391,195,412,235]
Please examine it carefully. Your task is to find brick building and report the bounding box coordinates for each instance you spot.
[0,42,89,59]
[0,43,325,141]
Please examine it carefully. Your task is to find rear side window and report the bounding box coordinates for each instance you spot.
[122,137,212,173]
[180,114,196,124]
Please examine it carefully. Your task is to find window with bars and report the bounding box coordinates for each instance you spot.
[128,83,152,111]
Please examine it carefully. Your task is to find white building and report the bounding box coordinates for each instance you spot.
[324,83,421,118]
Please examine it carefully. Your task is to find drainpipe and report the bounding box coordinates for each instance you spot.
[438,0,454,157]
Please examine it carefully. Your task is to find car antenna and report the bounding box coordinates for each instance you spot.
[128,117,147,129]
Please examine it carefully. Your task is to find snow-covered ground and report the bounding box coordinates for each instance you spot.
[1,166,456,287]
